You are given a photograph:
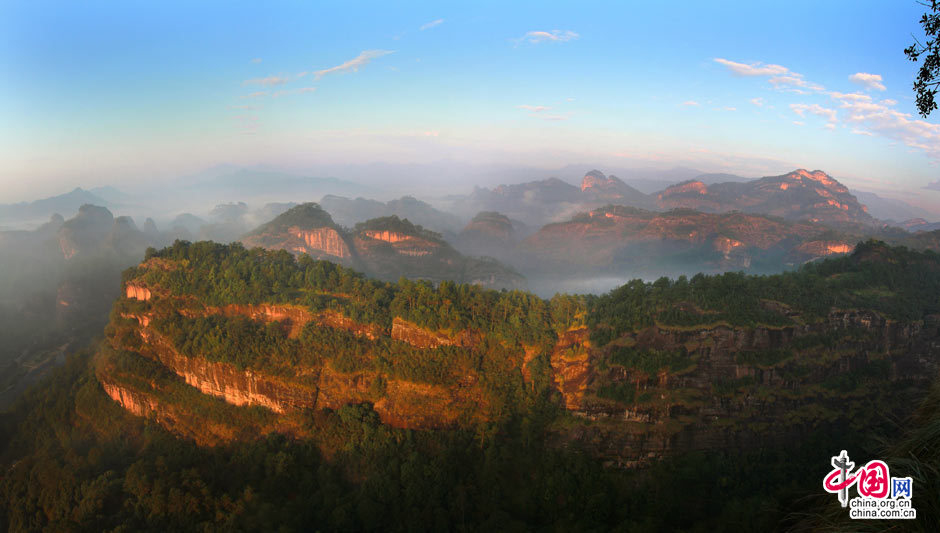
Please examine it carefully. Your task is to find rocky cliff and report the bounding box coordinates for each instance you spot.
[99,241,940,467]
[242,205,523,290]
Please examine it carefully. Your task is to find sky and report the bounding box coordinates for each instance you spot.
[2,0,940,207]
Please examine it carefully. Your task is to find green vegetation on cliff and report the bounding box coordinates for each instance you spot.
[3,239,939,531]
[133,240,555,347]
[589,240,940,345]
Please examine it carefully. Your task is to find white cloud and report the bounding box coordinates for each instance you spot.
[518,104,550,112]
[851,129,874,136]
[420,19,443,30]
[831,91,940,159]
[314,50,394,80]
[714,58,824,93]
[682,100,700,106]
[243,76,289,87]
[518,30,579,44]
[769,75,823,92]
[792,121,805,126]
[542,114,569,121]
[828,91,871,103]
[750,97,765,107]
[713,58,788,76]
[790,103,838,123]
[723,106,737,111]
[251,58,262,64]
[849,72,886,91]
[881,99,898,106]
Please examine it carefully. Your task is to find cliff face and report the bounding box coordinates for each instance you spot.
[126,284,152,301]
[242,206,522,290]
[104,279,489,431]
[100,244,940,468]
[391,317,473,348]
[555,309,940,466]
[289,226,352,258]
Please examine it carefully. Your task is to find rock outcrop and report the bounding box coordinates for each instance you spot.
[289,226,352,258]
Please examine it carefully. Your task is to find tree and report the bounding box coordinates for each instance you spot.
[905,1,940,117]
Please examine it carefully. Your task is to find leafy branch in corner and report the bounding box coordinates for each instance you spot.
[905,0,940,117]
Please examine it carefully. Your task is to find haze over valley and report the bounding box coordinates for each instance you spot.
[3,2,940,530]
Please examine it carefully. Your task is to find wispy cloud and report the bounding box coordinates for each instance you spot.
[830,91,940,159]
[313,50,394,80]
[790,103,838,123]
[828,91,871,103]
[792,121,805,126]
[228,104,256,110]
[713,59,788,77]
[682,100,700,106]
[714,58,824,93]
[851,129,874,136]
[251,58,262,64]
[849,72,886,91]
[750,97,765,107]
[241,91,267,99]
[517,30,579,44]
[769,75,823,92]
[517,104,550,112]
[243,76,289,87]
[420,18,443,30]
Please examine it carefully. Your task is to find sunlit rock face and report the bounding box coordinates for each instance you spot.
[656,169,875,226]
[289,226,352,258]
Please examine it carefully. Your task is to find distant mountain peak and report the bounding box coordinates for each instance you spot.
[660,180,709,197]
[781,169,848,192]
[581,170,626,192]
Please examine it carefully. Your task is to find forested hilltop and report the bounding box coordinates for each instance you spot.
[2,240,940,531]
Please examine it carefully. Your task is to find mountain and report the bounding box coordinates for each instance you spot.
[241,203,524,289]
[900,218,940,232]
[656,169,876,227]
[580,170,654,207]
[103,240,940,444]
[242,203,355,262]
[320,194,464,235]
[0,187,109,227]
[853,190,937,223]
[520,205,858,279]
[455,170,656,227]
[0,205,166,407]
[4,240,928,529]
[454,211,530,262]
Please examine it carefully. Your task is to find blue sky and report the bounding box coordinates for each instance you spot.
[2,1,939,207]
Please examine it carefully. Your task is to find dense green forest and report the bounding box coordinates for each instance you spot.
[132,240,559,347]
[588,240,940,345]
[2,240,939,530]
[0,349,918,532]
